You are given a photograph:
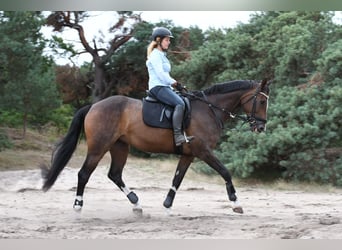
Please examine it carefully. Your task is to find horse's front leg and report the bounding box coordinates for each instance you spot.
[199,150,243,214]
[163,155,194,210]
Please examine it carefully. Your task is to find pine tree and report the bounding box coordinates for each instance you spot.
[0,11,60,137]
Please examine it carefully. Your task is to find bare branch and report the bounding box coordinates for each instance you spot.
[46,11,97,58]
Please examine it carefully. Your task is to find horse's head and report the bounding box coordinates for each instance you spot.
[240,79,270,133]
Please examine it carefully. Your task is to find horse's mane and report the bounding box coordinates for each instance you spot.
[192,80,256,96]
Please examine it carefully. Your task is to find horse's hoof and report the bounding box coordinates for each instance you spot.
[232,206,244,214]
[163,197,173,209]
[73,199,83,212]
[165,207,173,216]
[73,205,82,212]
[231,200,243,214]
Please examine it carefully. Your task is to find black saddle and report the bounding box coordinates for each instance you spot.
[142,92,191,129]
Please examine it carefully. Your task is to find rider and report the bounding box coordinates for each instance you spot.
[146,27,194,146]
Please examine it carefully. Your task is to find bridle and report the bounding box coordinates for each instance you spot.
[239,87,269,128]
[183,85,269,130]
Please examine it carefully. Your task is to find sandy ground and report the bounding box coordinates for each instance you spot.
[0,156,341,239]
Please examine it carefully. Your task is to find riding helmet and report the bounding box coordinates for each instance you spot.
[151,27,174,41]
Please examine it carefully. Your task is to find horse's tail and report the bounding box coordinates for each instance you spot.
[41,104,92,191]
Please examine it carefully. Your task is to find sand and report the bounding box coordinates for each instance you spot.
[0,156,341,239]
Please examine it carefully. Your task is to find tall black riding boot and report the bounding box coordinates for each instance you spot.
[172,105,194,146]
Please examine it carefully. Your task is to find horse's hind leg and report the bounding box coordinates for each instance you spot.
[74,151,105,211]
[107,140,142,214]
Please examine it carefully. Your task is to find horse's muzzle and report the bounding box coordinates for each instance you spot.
[251,121,266,133]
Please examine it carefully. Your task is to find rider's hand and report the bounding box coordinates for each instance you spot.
[172,82,187,92]
[171,82,179,89]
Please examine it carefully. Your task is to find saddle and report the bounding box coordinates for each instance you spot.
[142,91,191,129]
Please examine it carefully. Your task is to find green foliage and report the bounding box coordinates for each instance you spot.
[174,11,338,90]
[216,32,259,81]
[1,62,61,128]
[0,11,61,134]
[0,111,23,127]
[0,129,13,151]
[46,104,74,133]
[49,35,77,58]
[173,38,226,89]
[315,39,342,82]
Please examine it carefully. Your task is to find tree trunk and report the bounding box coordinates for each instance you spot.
[92,64,105,103]
[92,60,114,103]
[22,112,27,139]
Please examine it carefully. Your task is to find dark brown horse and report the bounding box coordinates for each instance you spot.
[41,79,270,214]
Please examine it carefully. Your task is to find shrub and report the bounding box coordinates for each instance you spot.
[0,129,12,151]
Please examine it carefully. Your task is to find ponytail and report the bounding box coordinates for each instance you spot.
[147,38,160,58]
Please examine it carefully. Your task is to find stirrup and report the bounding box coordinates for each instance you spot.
[183,132,194,143]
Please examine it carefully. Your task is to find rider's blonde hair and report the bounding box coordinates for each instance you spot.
[146,37,160,59]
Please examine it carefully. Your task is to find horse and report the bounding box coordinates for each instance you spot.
[41,79,270,214]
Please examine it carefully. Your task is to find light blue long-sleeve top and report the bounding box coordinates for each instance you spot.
[146,49,176,90]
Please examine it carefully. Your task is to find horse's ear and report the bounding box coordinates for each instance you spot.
[260,78,271,93]
[261,78,268,88]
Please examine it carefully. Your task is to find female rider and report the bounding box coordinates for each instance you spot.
[146,27,194,146]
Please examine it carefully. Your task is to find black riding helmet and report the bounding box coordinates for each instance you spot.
[151,27,174,41]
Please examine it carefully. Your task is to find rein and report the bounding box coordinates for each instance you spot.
[182,86,269,130]
[182,91,247,129]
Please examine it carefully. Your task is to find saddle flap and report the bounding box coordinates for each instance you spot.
[142,95,191,129]
[142,98,173,129]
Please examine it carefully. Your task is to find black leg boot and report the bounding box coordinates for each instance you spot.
[173,105,194,146]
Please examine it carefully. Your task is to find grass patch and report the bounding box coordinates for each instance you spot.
[0,127,58,171]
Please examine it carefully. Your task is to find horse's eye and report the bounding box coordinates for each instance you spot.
[260,100,266,105]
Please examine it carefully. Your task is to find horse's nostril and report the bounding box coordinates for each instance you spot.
[258,126,265,132]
